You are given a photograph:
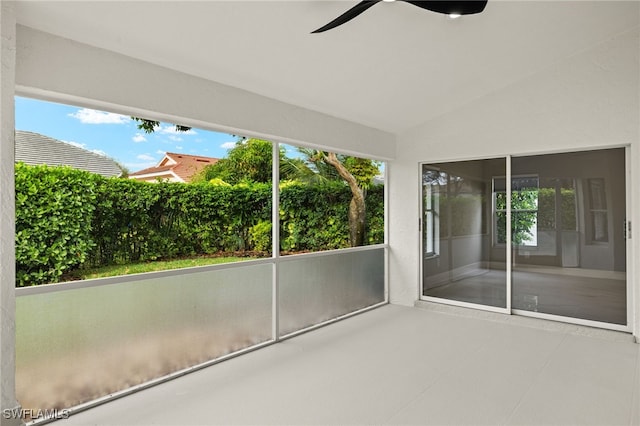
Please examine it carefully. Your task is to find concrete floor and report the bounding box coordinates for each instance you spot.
[59,304,639,426]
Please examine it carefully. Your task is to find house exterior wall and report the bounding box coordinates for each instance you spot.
[130,173,182,183]
[389,27,640,339]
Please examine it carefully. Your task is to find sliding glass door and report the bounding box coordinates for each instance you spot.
[510,149,627,325]
[421,148,628,328]
[422,158,507,309]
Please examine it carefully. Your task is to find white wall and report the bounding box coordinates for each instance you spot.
[389,27,640,337]
[0,3,21,425]
[15,26,395,161]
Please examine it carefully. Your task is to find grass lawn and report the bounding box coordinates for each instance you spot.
[63,255,260,281]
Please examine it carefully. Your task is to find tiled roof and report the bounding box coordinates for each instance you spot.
[15,130,122,177]
[129,152,219,182]
[128,164,175,176]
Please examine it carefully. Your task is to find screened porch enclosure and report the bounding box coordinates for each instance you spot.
[2,2,639,425]
[16,247,386,418]
[13,125,388,418]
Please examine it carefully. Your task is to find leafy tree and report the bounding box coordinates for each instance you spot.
[131,116,382,247]
[496,189,538,245]
[286,148,381,189]
[196,139,323,185]
[132,117,191,134]
[114,160,130,178]
[199,138,275,184]
[286,149,381,247]
[324,152,367,246]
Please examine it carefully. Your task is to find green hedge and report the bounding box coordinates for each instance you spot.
[90,180,273,265]
[15,164,98,286]
[15,164,384,286]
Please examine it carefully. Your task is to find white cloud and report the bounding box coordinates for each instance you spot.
[68,108,129,124]
[175,146,184,151]
[156,150,166,155]
[221,142,237,149]
[132,133,147,143]
[157,125,196,135]
[137,154,155,162]
[168,135,182,142]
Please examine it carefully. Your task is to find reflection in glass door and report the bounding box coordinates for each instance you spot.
[422,159,507,309]
[510,149,627,325]
[421,148,628,327]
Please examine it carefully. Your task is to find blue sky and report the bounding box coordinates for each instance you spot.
[15,96,375,174]
[15,96,241,172]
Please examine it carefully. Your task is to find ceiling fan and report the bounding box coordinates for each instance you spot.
[311,0,488,33]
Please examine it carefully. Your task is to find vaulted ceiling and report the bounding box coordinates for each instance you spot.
[14,1,640,134]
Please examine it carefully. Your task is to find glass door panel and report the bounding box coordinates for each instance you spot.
[511,149,627,325]
[422,159,507,308]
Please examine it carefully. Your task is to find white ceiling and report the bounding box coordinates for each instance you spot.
[14,1,640,134]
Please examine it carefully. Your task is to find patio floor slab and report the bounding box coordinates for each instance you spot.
[58,304,639,425]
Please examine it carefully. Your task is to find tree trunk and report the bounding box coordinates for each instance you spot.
[323,152,366,246]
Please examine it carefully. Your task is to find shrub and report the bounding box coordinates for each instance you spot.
[365,185,384,244]
[249,221,272,252]
[15,163,98,286]
[15,165,384,285]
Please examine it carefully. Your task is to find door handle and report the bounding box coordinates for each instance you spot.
[624,220,631,239]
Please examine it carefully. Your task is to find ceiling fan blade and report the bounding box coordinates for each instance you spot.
[403,1,488,15]
[311,0,382,33]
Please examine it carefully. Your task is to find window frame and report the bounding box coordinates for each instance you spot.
[421,167,442,258]
[493,174,540,248]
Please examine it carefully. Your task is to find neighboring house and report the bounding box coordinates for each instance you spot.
[128,152,219,183]
[15,130,122,177]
